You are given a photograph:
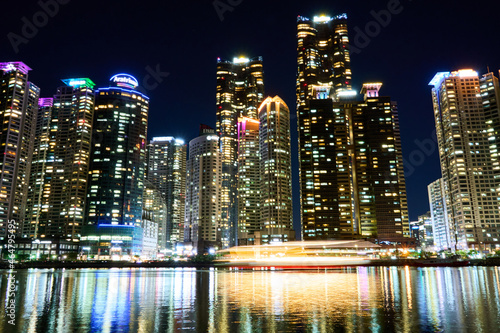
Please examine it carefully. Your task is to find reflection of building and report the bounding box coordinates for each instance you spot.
[428,178,451,251]
[147,137,186,249]
[184,125,222,253]
[258,96,294,244]
[216,56,264,247]
[296,16,409,243]
[81,74,148,259]
[430,69,500,250]
[237,117,260,244]
[24,78,95,249]
[0,62,39,242]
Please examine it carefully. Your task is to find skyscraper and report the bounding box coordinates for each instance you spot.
[81,74,149,259]
[184,125,221,253]
[297,14,352,104]
[430,69,500,250]
[428,178,452,251]
[147,136,187,250]
[296,15,409,242]
[237,117,260,244]
[24,78,95,245]
[258,96,294,244]
[216,56,264,247]
[0,62,39,241]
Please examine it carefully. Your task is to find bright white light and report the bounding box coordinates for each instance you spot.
[313,15,332,23]
[152,136,174,142]
[233,57,250,64]
[457,69,478,78]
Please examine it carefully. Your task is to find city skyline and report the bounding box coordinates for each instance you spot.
[0,3,500,246]
[4,1,500,225]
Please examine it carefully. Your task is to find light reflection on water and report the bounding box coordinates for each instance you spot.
[1,267,499,332]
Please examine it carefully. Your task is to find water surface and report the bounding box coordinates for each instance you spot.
[1,267,499,332]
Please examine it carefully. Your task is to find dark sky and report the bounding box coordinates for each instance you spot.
[2,0,499,231]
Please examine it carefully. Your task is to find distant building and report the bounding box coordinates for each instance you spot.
[216,56,264,247]
[428,178,452,251]
[430,69,500,250]
[418,212,434,251]
[0,62,39,244]
[24,78,95,250]
[258,96,294,244]
[81,74,149,259]
[147,137,186,249]
[184,125,222,254]
[143,178,166,257]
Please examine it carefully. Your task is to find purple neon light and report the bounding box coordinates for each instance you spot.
[38,98,54,108]
[0,62,32,74]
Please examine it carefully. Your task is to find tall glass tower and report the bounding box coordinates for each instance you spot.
[0,62,39,242]
[430,69,500,250]
[81,74,149,259]
[259,96,294,244]
[216,56,264,247]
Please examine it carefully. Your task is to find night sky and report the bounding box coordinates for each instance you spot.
[2,0,499,232]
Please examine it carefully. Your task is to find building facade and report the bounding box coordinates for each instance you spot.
[0,62,39,243]
[258,96,294,244]
[184,126,222,253]
[430,69,500,250]
[81,74,149,259]
[216,56,264,247]
[147,137,186,249]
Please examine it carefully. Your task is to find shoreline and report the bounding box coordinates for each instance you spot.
[2,258,500,270]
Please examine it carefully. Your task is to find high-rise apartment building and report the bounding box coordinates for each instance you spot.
[428,178,452,251]
[24,78,95,245]
[81,74,149,259]
[296,15,409,243]
[237,117,260,244]
[430,69,500,249]
[184,126,222,253]
[216,56,264,247]
[258,96,294,244]
[147,137,186,249]
[0,62,39,241]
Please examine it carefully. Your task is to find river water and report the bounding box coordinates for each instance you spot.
[1,267,499,332]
